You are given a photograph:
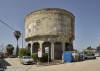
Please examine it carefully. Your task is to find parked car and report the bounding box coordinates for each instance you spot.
[20,56,34,65]
[84,54,96,59]
[95,53,100,57]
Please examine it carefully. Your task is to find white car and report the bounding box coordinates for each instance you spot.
[84,54,96,59]
[95,53,100,57]
[20,56,34,65]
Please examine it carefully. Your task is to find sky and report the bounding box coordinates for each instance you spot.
[0,0,100,50]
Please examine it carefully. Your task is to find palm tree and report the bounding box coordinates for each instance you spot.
[6,44,14,56]
[14,30,21,56]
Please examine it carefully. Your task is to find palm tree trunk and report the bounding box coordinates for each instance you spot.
[17,40,18,47]
[16,40,19,56]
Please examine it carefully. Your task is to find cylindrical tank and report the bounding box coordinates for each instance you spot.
[25,8,75,42]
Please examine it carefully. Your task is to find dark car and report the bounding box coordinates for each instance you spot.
[10,55,15,58]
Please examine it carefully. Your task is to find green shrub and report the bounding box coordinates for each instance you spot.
[32,53,51,62]
[18,48,30,58]
[41,53,48,62]
[32,53,38,62]
[84,50,95,54]
[84,51,88,54]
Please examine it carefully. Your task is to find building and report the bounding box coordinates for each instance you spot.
[25,8,75,61]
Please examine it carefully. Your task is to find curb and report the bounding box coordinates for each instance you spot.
[36,62,64,67]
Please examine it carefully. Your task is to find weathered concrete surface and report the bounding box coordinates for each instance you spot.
[25,8,75,60]
[25,8,75,42]
[1,57,100,71]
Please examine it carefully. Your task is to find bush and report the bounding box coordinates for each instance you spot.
[84,50,95,54]
[18,48,30,58]
[41,53,48,62]
[32,53,38,62]
[41,53,51,62]
[32,53,51,62]
[84,51,88,54]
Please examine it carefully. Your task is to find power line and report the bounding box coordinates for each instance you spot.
[0,20,16,31]
[0,19,24,48]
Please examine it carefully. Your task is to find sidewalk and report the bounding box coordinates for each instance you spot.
[37,60,64,66]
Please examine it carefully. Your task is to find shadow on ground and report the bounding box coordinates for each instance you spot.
[0,58,11,71]
[84,58,97,61]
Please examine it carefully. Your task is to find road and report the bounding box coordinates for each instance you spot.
[0,58,36,71]
[1,57,100,71]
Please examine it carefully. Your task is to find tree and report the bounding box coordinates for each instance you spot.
[18,48,30,58]
[73,49,77,52]
[84,50,95,54]
[87,46,91,50]
[0,44,8,53]
[14,30,21,56]
[6,44,14,56]
[84,51,88,54]
[97,45,100,50]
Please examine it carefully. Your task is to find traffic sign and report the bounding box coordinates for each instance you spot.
[45,47,49,65]
[38,48,42,57]
[38,48,41,51]
[38,51,42,57]
[45,47,49,53]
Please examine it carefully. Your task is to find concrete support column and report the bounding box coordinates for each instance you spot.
[62,41,65,63]
[31,43,33,56]
[50,41,55,61]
